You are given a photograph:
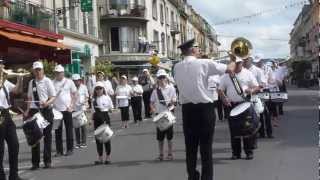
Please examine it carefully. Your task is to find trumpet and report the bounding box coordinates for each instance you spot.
[0,65,30,88]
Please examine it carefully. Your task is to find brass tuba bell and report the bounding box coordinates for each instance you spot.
[230,37,252,59]
[0,64,30,88]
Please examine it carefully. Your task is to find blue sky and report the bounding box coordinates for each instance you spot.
[188,0,306,58]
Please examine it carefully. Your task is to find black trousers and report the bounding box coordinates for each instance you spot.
[259,104,273,137]
[213,99,224,121]
[29,108,53,166]
[75,125,87,145]
[182,103,215,180]
[131,96,142,122]
[142,90,152,118]
[0,109,19,180]
[119,106,130,122]
[225,104,253,156]
[55,111,74,153]
[93,111,111,156]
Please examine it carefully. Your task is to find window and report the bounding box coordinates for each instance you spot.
[160,4,164,25]
[165,7,169,25]
[152,0,157,20]
[161,33,165,54]
[170,11,174,25]
[153,30,159,50]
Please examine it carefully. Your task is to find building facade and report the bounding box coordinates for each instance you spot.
[289,1,319,77]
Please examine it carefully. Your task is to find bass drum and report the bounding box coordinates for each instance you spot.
[23,113,49,147]
[230,102,260,138]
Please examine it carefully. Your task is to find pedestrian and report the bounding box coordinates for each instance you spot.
[0,59,26,180]
[96,71,114,97]
[92,82,113,165]
[174,38,234,180]
[218,57,260,160]
[267,61,280,127]
[115,75,132,128]
[85,71,96,109]
[139,69,155,119]
[72,74,89,149]
[111,76,119,109]
[130,76,143,124]
[25,61,56,170]
[53,65,77,156]
[150,69,177,161]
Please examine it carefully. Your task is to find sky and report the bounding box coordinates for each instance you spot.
[187,0,307,59]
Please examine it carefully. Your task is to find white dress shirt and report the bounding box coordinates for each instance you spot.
[208,75,220,101]
[116,84,132,107]
[131,84,143,97]
[74,84,89,111]
[174,56,227,104]
[0,80,15,109]
[53,78,77,111]
[27,76,56,109]
[150,84,177,113]
[94,95,114,112]
[219,68,259,102]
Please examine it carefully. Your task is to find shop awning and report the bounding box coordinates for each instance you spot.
[0,29,66,49]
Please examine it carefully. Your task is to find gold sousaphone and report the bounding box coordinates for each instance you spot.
[0,64,30,88]
[230,37,253,60]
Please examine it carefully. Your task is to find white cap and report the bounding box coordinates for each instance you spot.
[235,57,243,63]
[54,64,64,72]
[32,61,43,69]
[121,75,127,79]
[72,74,81,80]
[142,69,148,72]
[132,77,138,81]
[156,69,168,77]
[95,81,105,88]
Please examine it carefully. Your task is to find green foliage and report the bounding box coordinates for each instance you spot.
[94,61,113,77]
[42,60,56,79]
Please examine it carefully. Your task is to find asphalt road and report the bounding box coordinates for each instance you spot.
[3,87,318,180]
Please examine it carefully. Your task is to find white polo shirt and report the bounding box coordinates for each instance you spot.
[150,84,177,113]
[74,84,89,111]
[53,78,77,111]
[0,80,15,109]
[208,75,220,101]
[174,56,227,104]
[116,84,132,107]
[131,84,143,97]
[27,76,56,109]
[219,68,259,102]
[93,95,114,112]
[247,65,267,87]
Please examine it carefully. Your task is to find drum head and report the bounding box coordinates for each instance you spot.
[230,102,251,117]
[94,124,108,136]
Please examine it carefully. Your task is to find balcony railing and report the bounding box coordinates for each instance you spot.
[102,41,150,54]
[170,22,180,34]
[0,0,54,32]
[59,17,97,37]
[99,3,146,19]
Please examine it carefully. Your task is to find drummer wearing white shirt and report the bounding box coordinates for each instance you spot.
[130,77,143,124]
[218,57,260,160]
[52,65,77,157]
[174,38,235,180]
[208,75,224,121]
[150,69,177,161]
[72,74,89,149]
[92,82,113,165]
[115,75,132,128]
[25,61,56,170]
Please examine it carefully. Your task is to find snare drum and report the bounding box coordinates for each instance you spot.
[23,113,48,147]
[270,92,288,103]
[257,92,270,101]
[153,110,176,131]
[94,124,114,143]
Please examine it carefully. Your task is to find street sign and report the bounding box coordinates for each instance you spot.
[81,0,93,12]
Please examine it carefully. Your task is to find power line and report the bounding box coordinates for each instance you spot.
[217,34,289,42]
[214,0,309,26]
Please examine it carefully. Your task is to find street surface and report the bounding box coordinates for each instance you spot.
[3,86,318,180]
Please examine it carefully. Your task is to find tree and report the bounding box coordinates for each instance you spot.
[94,61,113,77]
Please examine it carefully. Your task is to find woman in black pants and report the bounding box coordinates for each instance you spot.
[92,82,114,164]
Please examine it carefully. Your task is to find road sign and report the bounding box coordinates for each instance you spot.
[81,0,93,12]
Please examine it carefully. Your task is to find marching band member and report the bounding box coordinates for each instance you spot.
[53,65,77,156]
[72,74,89,148]
[252,56,274,138]
[208,75,224,121]
[25,61,56,170]
[130,77,143,124]
[0,60,26,180]
[96,71,114,97]
[150,69,177,161]
[92,82,113,165]
[115,75,132,128]
[218,57,260,160]
[275,62,288,115]
[267,61,280,127]
[174,39,234,180]
[139,69,155,119]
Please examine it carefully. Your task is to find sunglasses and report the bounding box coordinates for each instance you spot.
[157,76,166,80]
[95,87,103,90]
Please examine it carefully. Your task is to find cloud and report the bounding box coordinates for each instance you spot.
[187,0,303,58]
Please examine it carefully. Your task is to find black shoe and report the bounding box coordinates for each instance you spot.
[54,152,63,157]
[64,151,73,156]
[259,134,266,138]
[29,165,39,170]
[104,160,111,165]
[267,135,275,139]
[43,163,52,169]
[246,154,254,160]
[9,176,29,180]
[94,160,103,165]
[231,155,241,160]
